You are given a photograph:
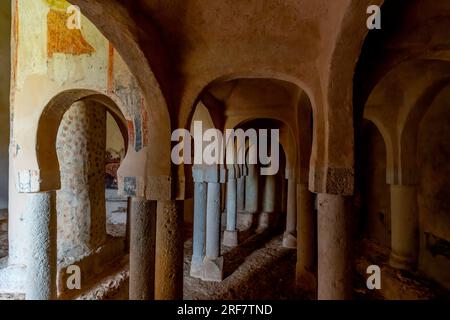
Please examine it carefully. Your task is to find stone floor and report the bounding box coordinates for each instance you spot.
[183,222,299,300]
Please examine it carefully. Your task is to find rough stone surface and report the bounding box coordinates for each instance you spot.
[155,200,184,300]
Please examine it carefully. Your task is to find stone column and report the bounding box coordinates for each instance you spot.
[389,184,418,270]
[190,181,207,278]
[281,178,287,213]
[257,174,276,232]
[245,164,258,214]
[236,176,245,212]
[296,184,316,293]
[155,200,184,300]
[129,198,156,300]
[56,100,107,259]
[283,176,297,248]
[317,194,352,300]
[223,171,238,247]
[26,192,57,300]
[202,182,223,282]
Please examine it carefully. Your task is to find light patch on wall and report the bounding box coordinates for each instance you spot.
[47,8,94,58]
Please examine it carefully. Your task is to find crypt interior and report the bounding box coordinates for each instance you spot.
[0,0,449,300]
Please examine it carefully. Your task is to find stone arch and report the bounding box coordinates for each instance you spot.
[319,0,385,196]
[16,89,133,194]
[183,72,316,136]
[68,0,173,200]
[192,74,315,183]
[363,110,396,184]
[400,77,450,185]
[226,117,296,178]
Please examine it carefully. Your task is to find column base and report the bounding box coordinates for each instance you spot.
[237,211,254,230]
[282,232,297,249]
[201,257,224,282]
[223,230,238,247]
[256,212,273,233]
[389,252,416,271]
[190,260,203,279]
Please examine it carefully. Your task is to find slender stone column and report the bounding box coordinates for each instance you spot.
[155,200,184,300]
[283,178,297,248]
[296,184,316,293]
[223,176,238,247]
[281,178,287,213]
[317,194,352,300]
[389,184,418,270]
[257,174,276,232]
[262,174,276,213]
[129,198,156,300]
[190,182,207,278]
[26,192,57,300]
[202,182,223,282]
[245,164,258,214]
[236,177,245,212]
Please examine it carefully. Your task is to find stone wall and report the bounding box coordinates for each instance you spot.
[56,100,106,260]
[418,88,450,289]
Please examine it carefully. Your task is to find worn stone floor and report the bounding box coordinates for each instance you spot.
[183,220,301,300]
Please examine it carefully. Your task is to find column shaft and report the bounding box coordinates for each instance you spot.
[155,200,184,300]
[202,182,224,282]
[206,183,221,258]
[224,178,238,247]
[245,165,258,214]
[296,184,316,293]
[129,198,156,300]
[191,182,207,277]
[236,177,245,212]
[262,175,276,213]
[317,194,352,300]
[26,192,57,300]
[389,185,418,270]
[283,178,297,248]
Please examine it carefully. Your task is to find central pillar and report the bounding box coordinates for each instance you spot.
[155,200,184,300]
[202,182,224,282]
[283,176,297,248]
[56,100,107,259]
[190,181,207,278]
[317,193,352,300]
[296,184,316,293]
[223,172,238,247]
[129,198,156,300]
[389,184,418,270]
[26,192,57,300]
